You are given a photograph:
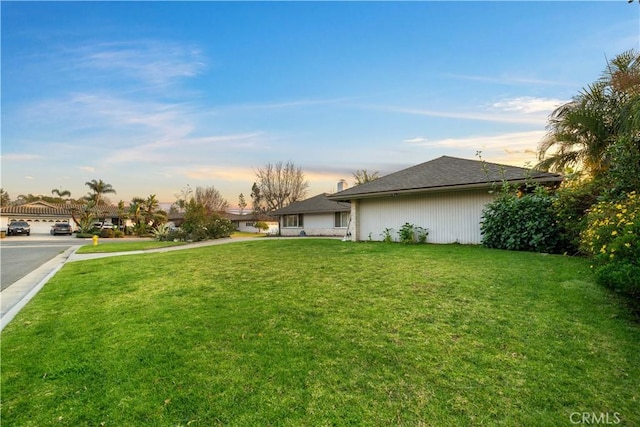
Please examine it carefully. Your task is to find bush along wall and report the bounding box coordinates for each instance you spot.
[481,187,562,253]
[581,191,640,297]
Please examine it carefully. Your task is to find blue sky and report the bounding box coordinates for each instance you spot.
[2,1,638,207]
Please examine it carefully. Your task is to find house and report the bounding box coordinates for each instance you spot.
[327,156,563,244]
[0,201,123,234]
[225,213,279,234]
[270,193,352,237]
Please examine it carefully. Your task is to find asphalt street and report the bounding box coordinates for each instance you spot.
[0,234,77,291]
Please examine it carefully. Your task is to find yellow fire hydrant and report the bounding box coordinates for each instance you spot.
[92,235,99,246]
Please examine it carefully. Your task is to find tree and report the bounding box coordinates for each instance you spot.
[70,200,97,233]
[537,49,640,182]
[193,186,229,214]
[144,194,167,229]
[251,182,266,215]
[51,188,71,200]
[353,169,380,185]
[127,194,167,236]
[171,185,192,214]
[117,200,128,232]
[0,188,10,207]
[253,161,309,211]
[128,197,146,233]
[85,179,116,205]
[180,191,234,242]
[16,193,63,204]
[238,193,247,215]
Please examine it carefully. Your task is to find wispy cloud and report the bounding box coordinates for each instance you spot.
[62,40,206,86]
[409,130,546,150]
[225,96,357,111]
[78,166,95,173]
[490,96,566,114]
[24,92,193,138]
[356,94,564,126]
[0,153,43,161]
[359,104,548,125]
[183,166,254,182]
[445,73,572,87]
[409,130,547,167]
[106,132,265,165]
[403,137,428,144]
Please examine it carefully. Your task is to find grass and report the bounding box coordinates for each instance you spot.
[2,240,639,425]
[76,232,264,254]
[229,231,268,238]
[76,240,187,254]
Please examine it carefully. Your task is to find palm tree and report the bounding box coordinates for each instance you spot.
[51,188,71,198]
[117,200,128,232]
[128,197,145,231]
[85,179,116,206]
[144,194,166,229]
[537,50,640,179]
[127,195,166,235]
[536,83,613,177]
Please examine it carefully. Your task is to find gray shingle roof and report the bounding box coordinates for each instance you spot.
[271,193,351,215]
[328,156,563,200]
[225,213,277,222]
[1,201,122,216]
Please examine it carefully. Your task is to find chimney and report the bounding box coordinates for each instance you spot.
[337,179,348,192]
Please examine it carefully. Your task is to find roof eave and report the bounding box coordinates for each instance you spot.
[328,176,563,201]
[271,207,351,216]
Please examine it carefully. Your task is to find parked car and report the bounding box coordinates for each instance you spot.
[50,223,73,235]
[91,221,114,229]
[7,221,31,236]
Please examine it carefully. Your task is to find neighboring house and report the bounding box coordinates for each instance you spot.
[0,201,123,234]
[328,156,563,244]
[166,211,279,234]
[226,213,279,234]
[271,193,352,237]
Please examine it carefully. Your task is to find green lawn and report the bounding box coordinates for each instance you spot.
[76,233,263,254]
[2,240,638,425]
[76,240,187,254]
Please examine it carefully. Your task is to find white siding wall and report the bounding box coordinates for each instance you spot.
[236,221,279,234]
[280,213,349,237]
[355,189,496,244]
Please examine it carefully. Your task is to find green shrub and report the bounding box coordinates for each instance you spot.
[166,229,189,242]
[398,223,415,244]
[581,191,640,296]
[398,222,428,244]
[205,215,235,239]
[181,199,234,242]
[100,228,114,238]
[380,228,394,243]
[254,221,269,232]
[481,189,562,253]
[552,181,600,254]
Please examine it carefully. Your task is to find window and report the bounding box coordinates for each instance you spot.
[335,211,350,228]
[284,214,303,228]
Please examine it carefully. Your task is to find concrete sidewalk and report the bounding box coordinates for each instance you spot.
[66,236,256,262]
[0,237,258,331]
